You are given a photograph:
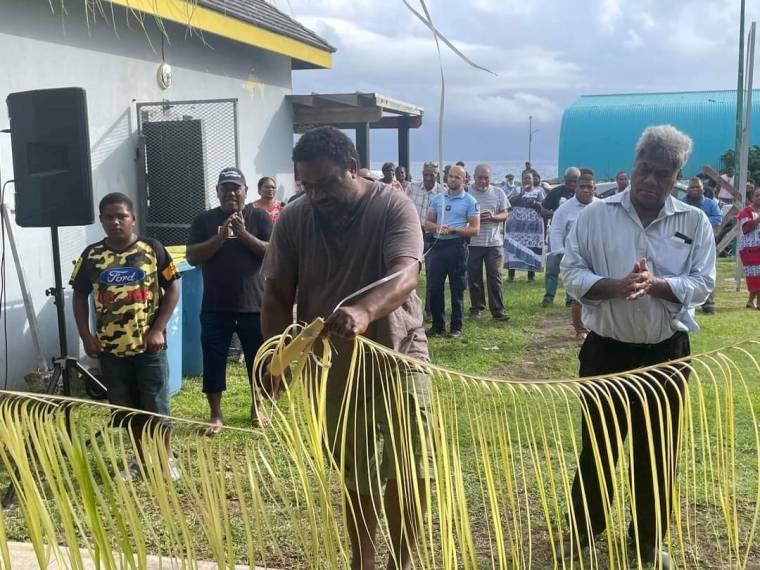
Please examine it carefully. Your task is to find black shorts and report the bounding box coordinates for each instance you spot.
[99,350,170,431]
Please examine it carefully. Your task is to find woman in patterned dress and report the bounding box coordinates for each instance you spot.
[503,170,545,281]
[252,176,283,223]
[738,186,760,309]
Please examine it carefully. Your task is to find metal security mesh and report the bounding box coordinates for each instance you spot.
[137,99,239,246]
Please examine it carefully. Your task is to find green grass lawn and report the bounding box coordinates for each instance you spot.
[2,259,758,568]
[169,258,760,566]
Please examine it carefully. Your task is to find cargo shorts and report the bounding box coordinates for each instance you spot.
[324,369,433,496]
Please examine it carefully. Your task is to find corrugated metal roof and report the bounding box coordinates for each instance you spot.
[558,90,760,179]
[198,0,335,53]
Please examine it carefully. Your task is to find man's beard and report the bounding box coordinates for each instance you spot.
[311,196,361,234]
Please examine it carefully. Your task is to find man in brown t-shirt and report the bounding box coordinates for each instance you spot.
[262,126,431,570]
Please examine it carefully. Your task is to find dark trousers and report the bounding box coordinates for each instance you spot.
[428,238,468,332]
[200,312,264,393]
[467,246,505,316]
[569,331,690,549]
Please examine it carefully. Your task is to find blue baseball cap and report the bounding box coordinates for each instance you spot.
[217,167,246,187]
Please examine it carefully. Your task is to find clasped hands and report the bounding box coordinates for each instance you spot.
[617,258,661,301]
[220,212,247,238]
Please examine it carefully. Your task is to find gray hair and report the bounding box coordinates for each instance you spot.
[474,163,491,175]
[564,166,581,178]
[634,125,693,172]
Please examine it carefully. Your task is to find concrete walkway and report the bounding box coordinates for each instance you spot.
[6,542,262,569]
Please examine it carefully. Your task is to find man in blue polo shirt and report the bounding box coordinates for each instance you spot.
[683,176,721,314]
[425,165,480,338]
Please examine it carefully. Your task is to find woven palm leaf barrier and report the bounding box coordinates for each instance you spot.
[0,326,758,569]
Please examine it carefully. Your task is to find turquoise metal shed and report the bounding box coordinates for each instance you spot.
[558,90,760,180]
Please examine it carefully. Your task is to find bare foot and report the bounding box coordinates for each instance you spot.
[204,417,223,437]
[251,403,271,428]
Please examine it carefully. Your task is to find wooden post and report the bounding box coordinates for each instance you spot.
[397,116,410,172]
[703,164,743,257]
[355,123,371,169]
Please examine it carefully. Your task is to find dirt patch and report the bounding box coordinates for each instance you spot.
[491,311,581,380]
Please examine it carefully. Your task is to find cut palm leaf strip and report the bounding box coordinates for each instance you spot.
[0,328,757,569]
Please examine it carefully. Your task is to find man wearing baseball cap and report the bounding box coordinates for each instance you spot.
[187,167,273,434]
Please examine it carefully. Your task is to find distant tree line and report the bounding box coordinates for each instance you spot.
[721,146,760,184]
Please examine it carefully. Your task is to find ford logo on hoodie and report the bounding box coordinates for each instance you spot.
[100,267,146,285]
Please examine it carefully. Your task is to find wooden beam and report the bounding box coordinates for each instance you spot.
[715,205,739,238]
[703,165,743,202]
[293,116,423,132]
[293,107,384,126]
[371,116,423,129]
[398,116,410,171]
[288,94,317,107]
[313,94,361,108]
[373,94,425,116]
[716,225,740,254]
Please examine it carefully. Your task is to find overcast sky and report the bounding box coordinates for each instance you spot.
[279,0,760,166]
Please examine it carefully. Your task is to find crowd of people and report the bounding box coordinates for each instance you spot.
[68,120,760,569]
[408,159,640,341]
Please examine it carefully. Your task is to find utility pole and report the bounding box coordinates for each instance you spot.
[734,0,746,169]
[736,21,756,291]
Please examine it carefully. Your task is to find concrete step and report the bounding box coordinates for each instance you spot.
[6,542,264,569]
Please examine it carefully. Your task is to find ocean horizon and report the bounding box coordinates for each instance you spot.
[371,159,559,182]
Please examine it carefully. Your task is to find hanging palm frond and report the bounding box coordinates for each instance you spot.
[0,324,758,569]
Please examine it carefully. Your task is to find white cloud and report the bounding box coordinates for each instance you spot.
[598,0,623,34]
[286,0,760,160]
[295,15,579,128]
[472,0,534,16]
[448,91,561,126]
[624,29,643,49]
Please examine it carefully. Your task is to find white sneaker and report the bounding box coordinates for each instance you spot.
[167,457,181,482]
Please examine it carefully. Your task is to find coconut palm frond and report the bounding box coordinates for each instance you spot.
[0,328,758,568]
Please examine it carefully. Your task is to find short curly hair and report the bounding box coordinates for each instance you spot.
[99,192,134,215]
[292,126,359,169]
[257,176,275,190]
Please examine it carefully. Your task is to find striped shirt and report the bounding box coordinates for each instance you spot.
[407,181,443,227]
[561,189,715,344]
[469,184,507,247]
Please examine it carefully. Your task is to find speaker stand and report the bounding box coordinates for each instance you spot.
[2,227,107,508]
[46,227,106,396]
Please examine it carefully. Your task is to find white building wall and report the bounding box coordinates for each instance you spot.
[0,0,298,387]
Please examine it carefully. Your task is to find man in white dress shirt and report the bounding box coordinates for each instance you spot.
[548,168,597,339]
[559,125,715,569]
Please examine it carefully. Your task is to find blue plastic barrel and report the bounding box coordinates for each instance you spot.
[165,287,183,395]
[178,262,204,377]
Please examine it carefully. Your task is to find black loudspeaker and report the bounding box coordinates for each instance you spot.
[6,87,94,227]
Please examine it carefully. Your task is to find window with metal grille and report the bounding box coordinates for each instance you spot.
[136,99,239,246]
